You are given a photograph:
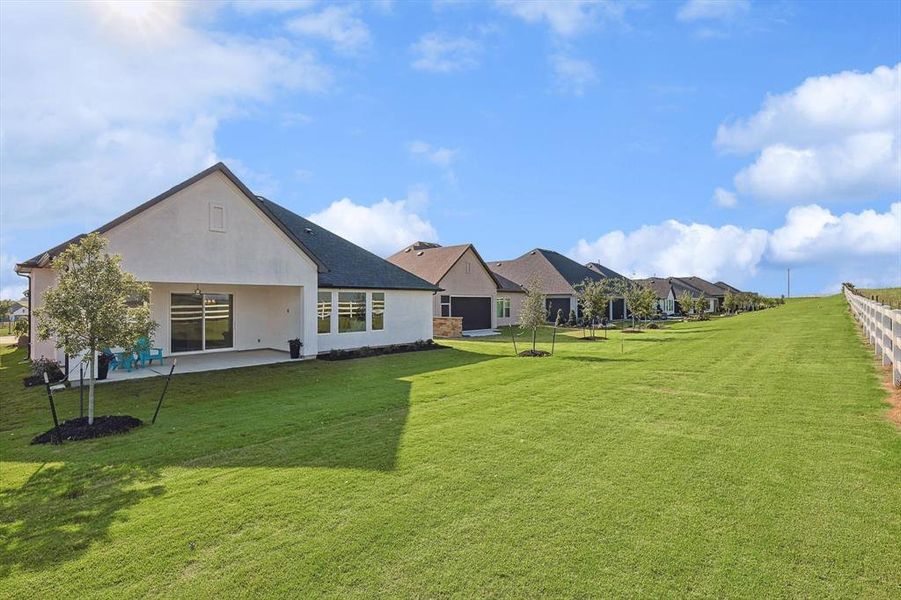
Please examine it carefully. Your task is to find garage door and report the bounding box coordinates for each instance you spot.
[546,298,571,322]
[451,297,492,331]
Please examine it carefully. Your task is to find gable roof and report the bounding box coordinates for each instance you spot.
[260,199,438,290]
[491,270,524,293]
[633,277,674,300]
[489,248,603,295]
[671,276,726,298]
[16,163,438,292]
[386,242,500,288]
[715,281,743,294]
[585,262,629,280]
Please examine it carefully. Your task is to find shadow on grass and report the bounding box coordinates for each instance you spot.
[6,347,501,474]
[558,356,644,364]
[0,462,164,575]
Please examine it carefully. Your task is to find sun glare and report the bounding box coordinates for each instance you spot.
[91,0,183,41]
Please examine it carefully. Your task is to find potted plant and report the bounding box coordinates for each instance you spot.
[288,338,302,359]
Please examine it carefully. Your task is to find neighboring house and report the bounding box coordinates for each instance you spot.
[388,242,519,331]
[15,163,439,365]
[11,301,28,321]
[633,278,677,316]
[488,249,627,321]
[671,276,726,312]
[585,262,631,319]
[715,281,743,295]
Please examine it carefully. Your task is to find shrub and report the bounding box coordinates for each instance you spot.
[567,310,577,327]
[555,309,565,327]
[31,357,62,378]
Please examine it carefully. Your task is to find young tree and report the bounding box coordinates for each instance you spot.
[723,291,736,314]
[677,290,694,318]
[518,275,547,353]
[693,293,709,319]
[625,283,657,327]
[0,299,13,333]
[13,317,29,338]
[35,233,156,424]
[554,308,565,327]
[576,278,610,339]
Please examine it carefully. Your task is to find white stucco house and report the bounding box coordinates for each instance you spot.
[15,163,439,371]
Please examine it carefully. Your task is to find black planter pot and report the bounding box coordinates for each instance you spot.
[288,340,302,359]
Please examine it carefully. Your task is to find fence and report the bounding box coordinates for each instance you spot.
[844,285,901,386]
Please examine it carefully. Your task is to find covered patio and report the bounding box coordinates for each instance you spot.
[82,349,300,385]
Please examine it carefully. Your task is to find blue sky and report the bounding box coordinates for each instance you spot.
[1,0,899,299]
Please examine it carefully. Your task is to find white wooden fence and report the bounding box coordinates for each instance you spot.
[844,286,901,386]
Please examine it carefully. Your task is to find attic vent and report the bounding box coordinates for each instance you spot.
[529,251,536,255]
[417,251,424,256]
[495,262,502,266]
[304,227,313,234]
[404,247,412,253]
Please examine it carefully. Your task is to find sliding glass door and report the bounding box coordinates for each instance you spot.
[171,293,234,353]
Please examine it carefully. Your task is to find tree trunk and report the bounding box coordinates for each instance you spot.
[531,328,537,352]
[88,351,96,425]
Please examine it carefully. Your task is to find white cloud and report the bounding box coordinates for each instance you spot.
[0,2,331,234]
[285,5,370,54]
[495,0,626,37]
[570,220,769,283]
[551,54,598,95]
[768,202,901,264]
[716,64,901,202]
[408,141,457,168]
[410,33,481,73]
[713,187,738,207]
[0,254,26,300]
[677,0,750,23]
[568,202,899,286]
[307,193,438,257]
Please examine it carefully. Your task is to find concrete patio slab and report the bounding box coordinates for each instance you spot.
[80,349,300,385]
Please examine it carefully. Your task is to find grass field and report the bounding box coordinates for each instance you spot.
[1,296,899,598]
[860,287,901,308]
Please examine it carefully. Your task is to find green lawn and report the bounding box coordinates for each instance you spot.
[1,296,899,598]
[860,287,901,308]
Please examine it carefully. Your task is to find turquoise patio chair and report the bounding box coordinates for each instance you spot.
[116,350,137,372]
[135,337,164,368]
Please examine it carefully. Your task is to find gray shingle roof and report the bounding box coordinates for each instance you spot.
[386,242,500,289]
[489,249,610,295]
[585,262,629,280]
[633,277,674,300]
[671,276,726,298]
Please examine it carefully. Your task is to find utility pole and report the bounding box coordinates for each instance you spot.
[787,268,791,299]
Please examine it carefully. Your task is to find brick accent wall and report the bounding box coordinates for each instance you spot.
[433,316,463,338]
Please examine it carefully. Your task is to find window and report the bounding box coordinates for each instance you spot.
[338,292,366,333]
[209,203,226,232]
[440,295,450,317]
[317,291,332,334]
[496,297,511,318]
[171,293,233,352]
[372,292,385,331]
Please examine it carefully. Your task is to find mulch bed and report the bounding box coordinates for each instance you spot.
[318,340,448,362]
[31,415,143,445]
[621,328,646,334]
[518,349,551,357]
[578,336,607,341]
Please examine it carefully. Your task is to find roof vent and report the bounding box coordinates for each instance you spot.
[404,247,412,253]
[495,262,502,266]
[416,251,424,256]
[529,251,536,255]
[304,227,313,234]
